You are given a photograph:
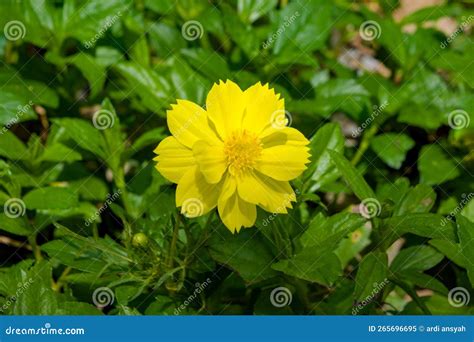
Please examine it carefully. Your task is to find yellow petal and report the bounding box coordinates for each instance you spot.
[219,174,237,203]
[176,165,220,217]
[242,82,284,134]
[255,145,310,181]
[237,171,295,213]
[193,140,227,184]
[167,99,221,148]
[206,80,246,139]
[218,177,256,233]
[260,127,310,148]
[153,136,195,183]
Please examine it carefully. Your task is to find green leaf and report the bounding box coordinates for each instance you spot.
[65,0,130,44]
[382,213,457,241]
[461,198,474,223]
[2,75,59,109]
[272,0,332,58]
[67,53,106,98]
[56,301,102,315]
[390,246,444,273]
[23,187,79,210]
[418,144,460,185]
[400,5,458,24]
[371,133,415,169]
[398,105,444,130]
[0,260,34,296]
[376,177,410,205]
[401,293,471,315]
[393,184,436,216]
[222,4,259,58]
[11,262,59,315]
[0,131,28,160]
[149,22,186,55]
[314,79,371,119]
[301,212,365,250]
[272,249,341,286]
[114,62,171,113]
[180,49,231,81]
[457,215,474,285]
[130,127,165,154]
[0,92,36,126]
[37,143,82,163]
[354,252,388,301]
[53,118,107,160]
[237,0,277,23]
[400,271,448,295]
[43,223,131,272]
[272,212,365,286]
[304,123,344,191]
[99,98,123,172]
[335,226,371,268]
[69,177,109,201]
[208,230,278,284]
[166,57,209,104]
[0,213,32,236]
[429,239,466,268]
[328,150,376,200]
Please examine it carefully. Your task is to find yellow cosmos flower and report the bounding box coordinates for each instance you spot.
[153,80,310,233]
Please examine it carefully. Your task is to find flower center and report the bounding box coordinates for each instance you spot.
[224,130,262,176]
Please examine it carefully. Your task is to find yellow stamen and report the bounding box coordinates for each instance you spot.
[224,130,262,176]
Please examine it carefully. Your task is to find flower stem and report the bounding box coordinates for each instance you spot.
[28,234,42,261]
[351,124,378,166]
[167,213,181,270]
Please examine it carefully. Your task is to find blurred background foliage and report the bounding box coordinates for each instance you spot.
[0,0,472,315]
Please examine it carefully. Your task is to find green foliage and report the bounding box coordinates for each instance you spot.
[0,0,472,316]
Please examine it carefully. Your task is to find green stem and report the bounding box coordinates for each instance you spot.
[52,266,71,292]
[92,223,99,240]
[390,278,432,315]
[351,124,378,166]
[184,212,215,266]
[167,214,181,270]
[28,234,42,261]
